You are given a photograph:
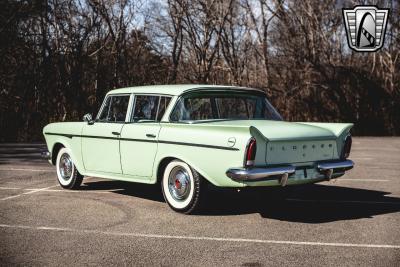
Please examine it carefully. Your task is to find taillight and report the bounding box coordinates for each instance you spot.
[245,138,257,167]
[342,135,352,159]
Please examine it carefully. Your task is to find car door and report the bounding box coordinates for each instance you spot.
[82,94,131,174]
[120,95,171,177]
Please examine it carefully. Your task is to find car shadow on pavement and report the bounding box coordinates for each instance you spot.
[199,184,400,223]
[81,180,400,223]
[81,180,165,202]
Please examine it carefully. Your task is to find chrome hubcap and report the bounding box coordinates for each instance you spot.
[168,166,191,201]
[59,153,73,181]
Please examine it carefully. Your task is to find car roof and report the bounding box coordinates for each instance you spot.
[107,84,264,96]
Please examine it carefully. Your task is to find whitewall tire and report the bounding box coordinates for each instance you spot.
[161,160,204,214]
[56,147,83,189]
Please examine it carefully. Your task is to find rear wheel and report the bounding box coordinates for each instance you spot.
[161,160,204,214]
[56,147,83,189]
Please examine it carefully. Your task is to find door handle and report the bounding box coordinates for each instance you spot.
[146,134,156,138]
[112,131,120,135]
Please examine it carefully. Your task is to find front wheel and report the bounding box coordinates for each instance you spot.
[56,147,83,189]
[161,160,204,214]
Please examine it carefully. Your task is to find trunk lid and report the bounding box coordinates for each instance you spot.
[247,120,337,164]
[265,139,337,164]
[202,120,338,164]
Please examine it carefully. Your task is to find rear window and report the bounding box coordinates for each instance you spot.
[170,91,282,122]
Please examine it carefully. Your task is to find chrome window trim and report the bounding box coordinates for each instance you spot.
[158,96,173,121]
[155,96,162,121]
[160,96,176,122]
[125,93,135,123]
[96,95,110,121]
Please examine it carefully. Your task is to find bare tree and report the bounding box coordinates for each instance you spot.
[244,0,284,89]
[219,1,252,85]
[180,0,233,82]
[0,0,399,141]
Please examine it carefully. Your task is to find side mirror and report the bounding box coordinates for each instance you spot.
[83,113,94,125]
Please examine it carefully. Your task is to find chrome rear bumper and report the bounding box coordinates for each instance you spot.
[226,160,354,186]
[317,160,354,171]
[226,166,295,181]
[317,160,354,180]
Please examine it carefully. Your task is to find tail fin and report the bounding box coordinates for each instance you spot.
[298,123,353,138]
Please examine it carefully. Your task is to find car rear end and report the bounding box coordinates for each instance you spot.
[226,123,354,187]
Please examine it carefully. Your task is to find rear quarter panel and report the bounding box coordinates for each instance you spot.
[153,123,251,187]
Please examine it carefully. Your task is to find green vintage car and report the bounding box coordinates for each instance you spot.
[43,85,354,213]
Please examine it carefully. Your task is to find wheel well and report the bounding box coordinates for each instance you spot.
[157,157,176,184]
[51,143,65,165]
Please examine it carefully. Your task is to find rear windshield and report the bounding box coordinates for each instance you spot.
[170,91,282,122]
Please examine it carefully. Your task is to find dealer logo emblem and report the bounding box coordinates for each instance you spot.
[342,6,389,52]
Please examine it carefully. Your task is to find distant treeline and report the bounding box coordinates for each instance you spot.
[0,0,399,141]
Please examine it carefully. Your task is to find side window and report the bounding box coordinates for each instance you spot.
[97,95,130,122]
[170,97,214,121]
[133,95,160,122]
[156,96,171,121]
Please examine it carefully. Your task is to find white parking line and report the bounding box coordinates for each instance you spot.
[36,189,112,194]
[0,187,118,195]
[0,168,54,172]
[286,198,400,205]
[0,185,59,201]
[0,223,399,249]
[0,187,21,190]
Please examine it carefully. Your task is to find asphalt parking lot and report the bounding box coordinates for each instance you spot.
[0,138,399,266]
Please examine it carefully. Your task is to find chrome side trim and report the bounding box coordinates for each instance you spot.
[317,160,354,171]
[44,132,239,151]
[226,166,296,182]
